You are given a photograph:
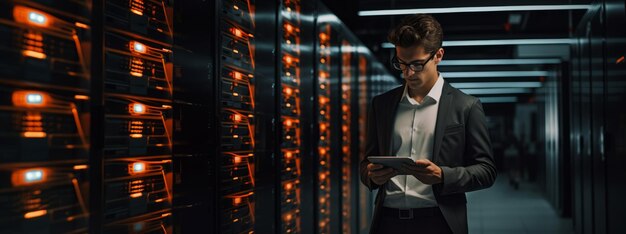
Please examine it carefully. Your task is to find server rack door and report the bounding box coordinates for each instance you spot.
[171,0,218,233]
[571,34,584,234]
[252,0,278,233]
[589,8,607,234]
[580,19,594,234]
[295,1,317,233]
[218,0,258,233]
[0,1,91,233]
[603,0,626,232]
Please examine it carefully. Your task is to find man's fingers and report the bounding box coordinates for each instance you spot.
[414,159,431,167]
[367,163,384,171]
[372,168,397,180]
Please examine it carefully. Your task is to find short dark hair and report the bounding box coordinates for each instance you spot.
[387,14,443,53]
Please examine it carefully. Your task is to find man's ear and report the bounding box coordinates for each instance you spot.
[435,48,445,64]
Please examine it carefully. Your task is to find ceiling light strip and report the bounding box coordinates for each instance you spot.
[382,38,574,48]
[440,59,561,66]
[461,88,532,95]
[479,96,519,103]
[443,71,552,78]
[359,5,591,16]
[451,82,542,88]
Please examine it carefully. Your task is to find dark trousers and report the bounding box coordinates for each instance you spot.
[373,207,453,234]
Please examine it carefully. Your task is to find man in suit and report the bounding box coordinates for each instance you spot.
[360,14,497,234]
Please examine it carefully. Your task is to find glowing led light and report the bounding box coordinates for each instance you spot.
[28,12,46,25]
[75,22,89,29]
[24,210,47,219]
[285,183,293,190]
[234,156,242,164]
[130,192,143,198]
[130,103,146,114]
[132,162,145,174]
[22,50,46,59]
[25,169,43,182]
[233,5,239,10]
[319,33,328,41]
[233,114,242,122]
[285,119,293,127]
[233,197,242,205]
[26,93,43,104]
[284,87,293,95]
[74,95,89,100]
[231,28,243,37]
[233,71,242,80]
[130,9,143,15]
[131,41,146,53]
[23,132,46,138]
[73,165,88,170]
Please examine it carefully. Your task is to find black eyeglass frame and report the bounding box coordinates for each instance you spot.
[391,50,438,72]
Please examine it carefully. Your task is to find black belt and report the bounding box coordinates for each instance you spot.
[381,207,441,220]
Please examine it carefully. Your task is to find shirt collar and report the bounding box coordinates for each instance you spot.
[401,73,444,105]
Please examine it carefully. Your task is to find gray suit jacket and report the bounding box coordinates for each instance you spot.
[360,81,497,234]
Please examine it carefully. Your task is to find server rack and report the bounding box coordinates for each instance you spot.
[217,0,257,233]
[340,40,355,234]
[0,1,91,233]
[170,0,218,233]
[100,0,174,232]
[0,1,399,233]
[278,0,303,232]
[314,22,335,234]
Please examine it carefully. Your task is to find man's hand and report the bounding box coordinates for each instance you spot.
[401,159,443,185]
[367,163,398,185]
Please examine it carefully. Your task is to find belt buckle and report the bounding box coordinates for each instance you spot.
[398,209,413,219]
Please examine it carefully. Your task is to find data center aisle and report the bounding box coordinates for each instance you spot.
[467,175,574,234]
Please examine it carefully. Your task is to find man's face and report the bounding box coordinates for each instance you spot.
[395,45,443,90]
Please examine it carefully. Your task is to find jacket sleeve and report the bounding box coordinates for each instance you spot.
[437,99,497,195]
[360,96,381,191]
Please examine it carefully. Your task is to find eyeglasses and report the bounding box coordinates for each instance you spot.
[391,51,437,72]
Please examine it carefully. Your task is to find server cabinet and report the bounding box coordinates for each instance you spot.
[171,0,218,233]
[340,40,358,234]
[314,22,339,234]
[277,0,316,233]
[278,0,304,232]
[217,0,258,233]
[356,55,372,234]
[603,0,626,233]
[0,1,91,233]
[101,0,174,232]
[0,1,400,233]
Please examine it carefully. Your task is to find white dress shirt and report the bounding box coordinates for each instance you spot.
[383,74,444,209]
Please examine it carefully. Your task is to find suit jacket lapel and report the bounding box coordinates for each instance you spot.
[382,85,405,156]
[432,81,453,163]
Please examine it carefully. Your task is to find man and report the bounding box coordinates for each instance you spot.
[360,14,497,234]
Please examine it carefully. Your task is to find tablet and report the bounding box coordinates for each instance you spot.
[368,156,416,172]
